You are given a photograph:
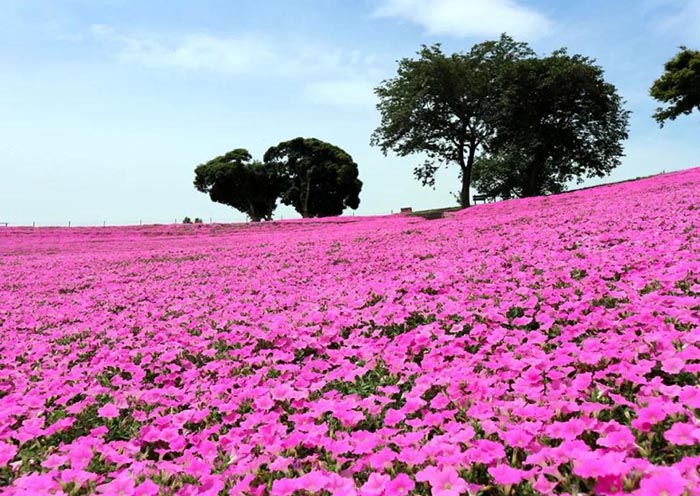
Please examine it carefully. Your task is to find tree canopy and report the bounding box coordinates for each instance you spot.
[651,47,700,126]
[264,137,362,218]
[193,149,283,222]
[372,35,630,204]
[370,35,533,207]
[476,50,630,198]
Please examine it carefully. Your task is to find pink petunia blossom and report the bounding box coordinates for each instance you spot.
[664,422,700,446]
[637,467,687,496]
[96,473,136,495]
[0,442,18,466]
[489,464,530,485]
[385,473,415,495]
[97,403,120,419]
[360,473,390,496]
[422,467,468,496]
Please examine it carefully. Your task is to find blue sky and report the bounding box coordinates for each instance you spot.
[1,0,699,225]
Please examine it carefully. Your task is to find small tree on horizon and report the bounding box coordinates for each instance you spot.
[264,137,363,218]
[193,149,283,222]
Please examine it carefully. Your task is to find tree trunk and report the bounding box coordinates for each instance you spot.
[302,169,312,218]
[521,159,542,197]
[459,144,477,208]
[248,202,261,222]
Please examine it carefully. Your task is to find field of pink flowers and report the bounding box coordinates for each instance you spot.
[1,169,700,495]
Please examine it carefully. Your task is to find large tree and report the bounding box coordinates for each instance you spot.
[193,149,282,222]
[370,35,534,207]
[264,137,362,218]
[651,47,700,126]
[475,50,630,198]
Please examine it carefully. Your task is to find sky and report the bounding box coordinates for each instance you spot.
[1,0,699,226]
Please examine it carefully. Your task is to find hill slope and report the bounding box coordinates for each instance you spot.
[1,168,699,494]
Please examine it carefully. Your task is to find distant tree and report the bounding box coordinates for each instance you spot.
[193,149,282,222]
[264,138,362,218]
[371,35,534,207]
[182,217,192,224]
[194,218,203,224]
[651,47,700,126]
[477,50,630,198]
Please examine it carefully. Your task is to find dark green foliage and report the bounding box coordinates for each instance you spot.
[651,47,700,125]
[471,151,539,200]
[264,137,362,218]
[476,50,630,198]
[373,35,629,203]
[371,35,533,207]
[193,149,283,222]
[182,217,192,224]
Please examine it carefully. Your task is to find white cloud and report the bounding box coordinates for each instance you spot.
[120,34,275,73]
[88,25,381,106]
[91,26,276,74]
[90,24,114,37]
[304,80,377,107]
[89,25,375,78]
[373,0,552,39]
[651,0,700,42]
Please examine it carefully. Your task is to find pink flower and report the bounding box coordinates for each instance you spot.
[385,473,415,495]
[489,464,529,485]
[594,475,624,496]
[42,453,68,469]
[67,442,94,471]
[598,426,636,450]
[384,409,405,425]
[198,475,226,496]
[14,472,58,493]
[501,428,533,448]
[96,473,136,495]
[368,447,397,471]
[661,357,684,374]
[97,402,120,419]
[664,422,700,446]
[632,404,667,432]
[0,442,18,466]
[254,393,274,411]
[360,473,390,496]
[134,479,160,496]
[572,451,627,478]
[421,467,468,496]
[270,478,298,496]
[637,467,687,496]
[295,471,329,493]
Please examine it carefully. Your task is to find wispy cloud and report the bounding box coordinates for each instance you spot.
[89,25,374,79]
[91,25,277,74]
[649,0,700,43]
[304,80,377,107]
[372,0,552,39]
